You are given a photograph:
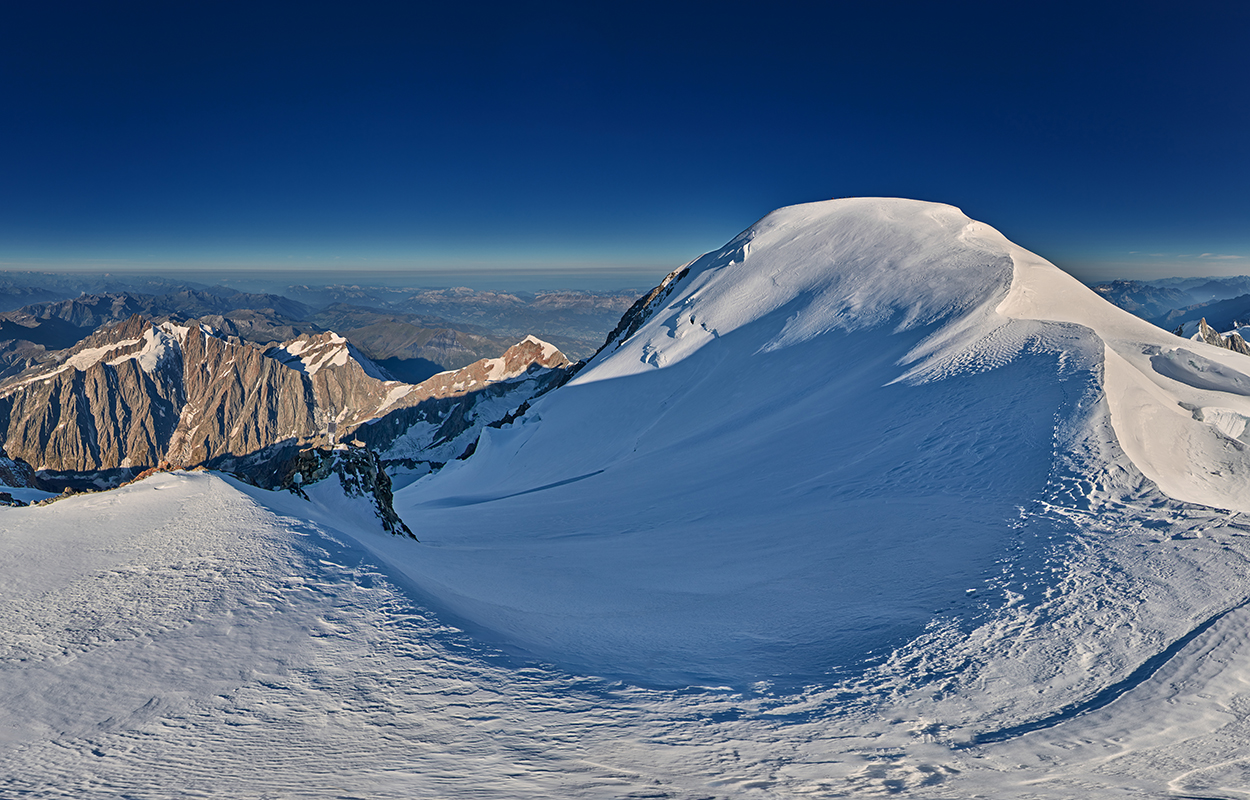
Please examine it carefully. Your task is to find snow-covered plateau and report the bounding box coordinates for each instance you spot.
[6,198,1250,797]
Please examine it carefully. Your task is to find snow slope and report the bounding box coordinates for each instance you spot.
[5,469,1250,797]
[0,470,843,798]
[386,198,1250,715]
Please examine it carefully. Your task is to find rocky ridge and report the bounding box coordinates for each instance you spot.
[596,265,690,356]
[0,290,525,388]
[0,450,41,505]
[0,452,37,490]
[280,445,415,538]
[0,314,572,490]
[1196,317,1250,355]
[352,336,573,478]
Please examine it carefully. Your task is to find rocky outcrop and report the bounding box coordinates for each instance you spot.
[279,446,415,538]
[596,265,690,357]
[349,338,575,471]
[0,450,39,491]
[400,335,570,399]
[1197,318,1250,355]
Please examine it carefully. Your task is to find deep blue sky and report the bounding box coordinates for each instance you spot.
[2,1,1248,285]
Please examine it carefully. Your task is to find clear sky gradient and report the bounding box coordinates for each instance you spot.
[2,1,1247,286]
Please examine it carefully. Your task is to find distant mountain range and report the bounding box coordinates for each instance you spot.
[0,312,572,492]
[1089,276,1250,333]
[0,272,643,502]
[0,274,641,366]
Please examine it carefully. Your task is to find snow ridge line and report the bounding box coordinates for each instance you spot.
[963,595,1250,747]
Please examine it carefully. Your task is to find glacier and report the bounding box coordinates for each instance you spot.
[5,198,1250,797]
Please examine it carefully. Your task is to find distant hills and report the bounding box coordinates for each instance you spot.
[0,273,641,365]
[0,277,642,391]
[1089,275,1250,334]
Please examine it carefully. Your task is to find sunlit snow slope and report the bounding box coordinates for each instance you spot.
[391,198,1250,698]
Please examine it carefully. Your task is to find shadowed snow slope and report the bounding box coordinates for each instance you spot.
[390,198,1250,693]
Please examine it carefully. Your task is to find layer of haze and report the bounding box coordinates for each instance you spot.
[1,1,1247,285]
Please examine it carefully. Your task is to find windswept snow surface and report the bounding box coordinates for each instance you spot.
[2,470,1249,797]
[10,198,1250,796]
[4,471,886,798]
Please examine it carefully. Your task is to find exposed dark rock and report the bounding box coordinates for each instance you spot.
[1198,318,1250,355]
[595,265,690,357]
[456,437,478,461]
[489,400,531,430]
[0,450,40,490]
[279,446,415,539]
[349,343,575,472]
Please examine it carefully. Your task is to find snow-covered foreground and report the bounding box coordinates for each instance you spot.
[4,470,1250,798]
[8,197,1250,796]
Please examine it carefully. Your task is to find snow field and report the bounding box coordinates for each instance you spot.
[0,470,1005,798]
[8,470,1250,796]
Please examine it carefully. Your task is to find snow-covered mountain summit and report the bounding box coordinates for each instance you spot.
[388,198,1250,704]
[583,197,1250,510]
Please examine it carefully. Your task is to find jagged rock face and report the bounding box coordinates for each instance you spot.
[354,363,573,467]
[0,317,327,483]
[348,336,574,469]
[264,332,404,434]
[0,451,38,489]
[279,446,414,538]
[406,335,570,399]
[0,315,571,488]
[169,324,317,473]
[1198,318,1250,355]
[0,316,184,475]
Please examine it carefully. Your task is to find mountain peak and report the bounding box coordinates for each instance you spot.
[389,197,1250,686]
[266,329,389,380]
